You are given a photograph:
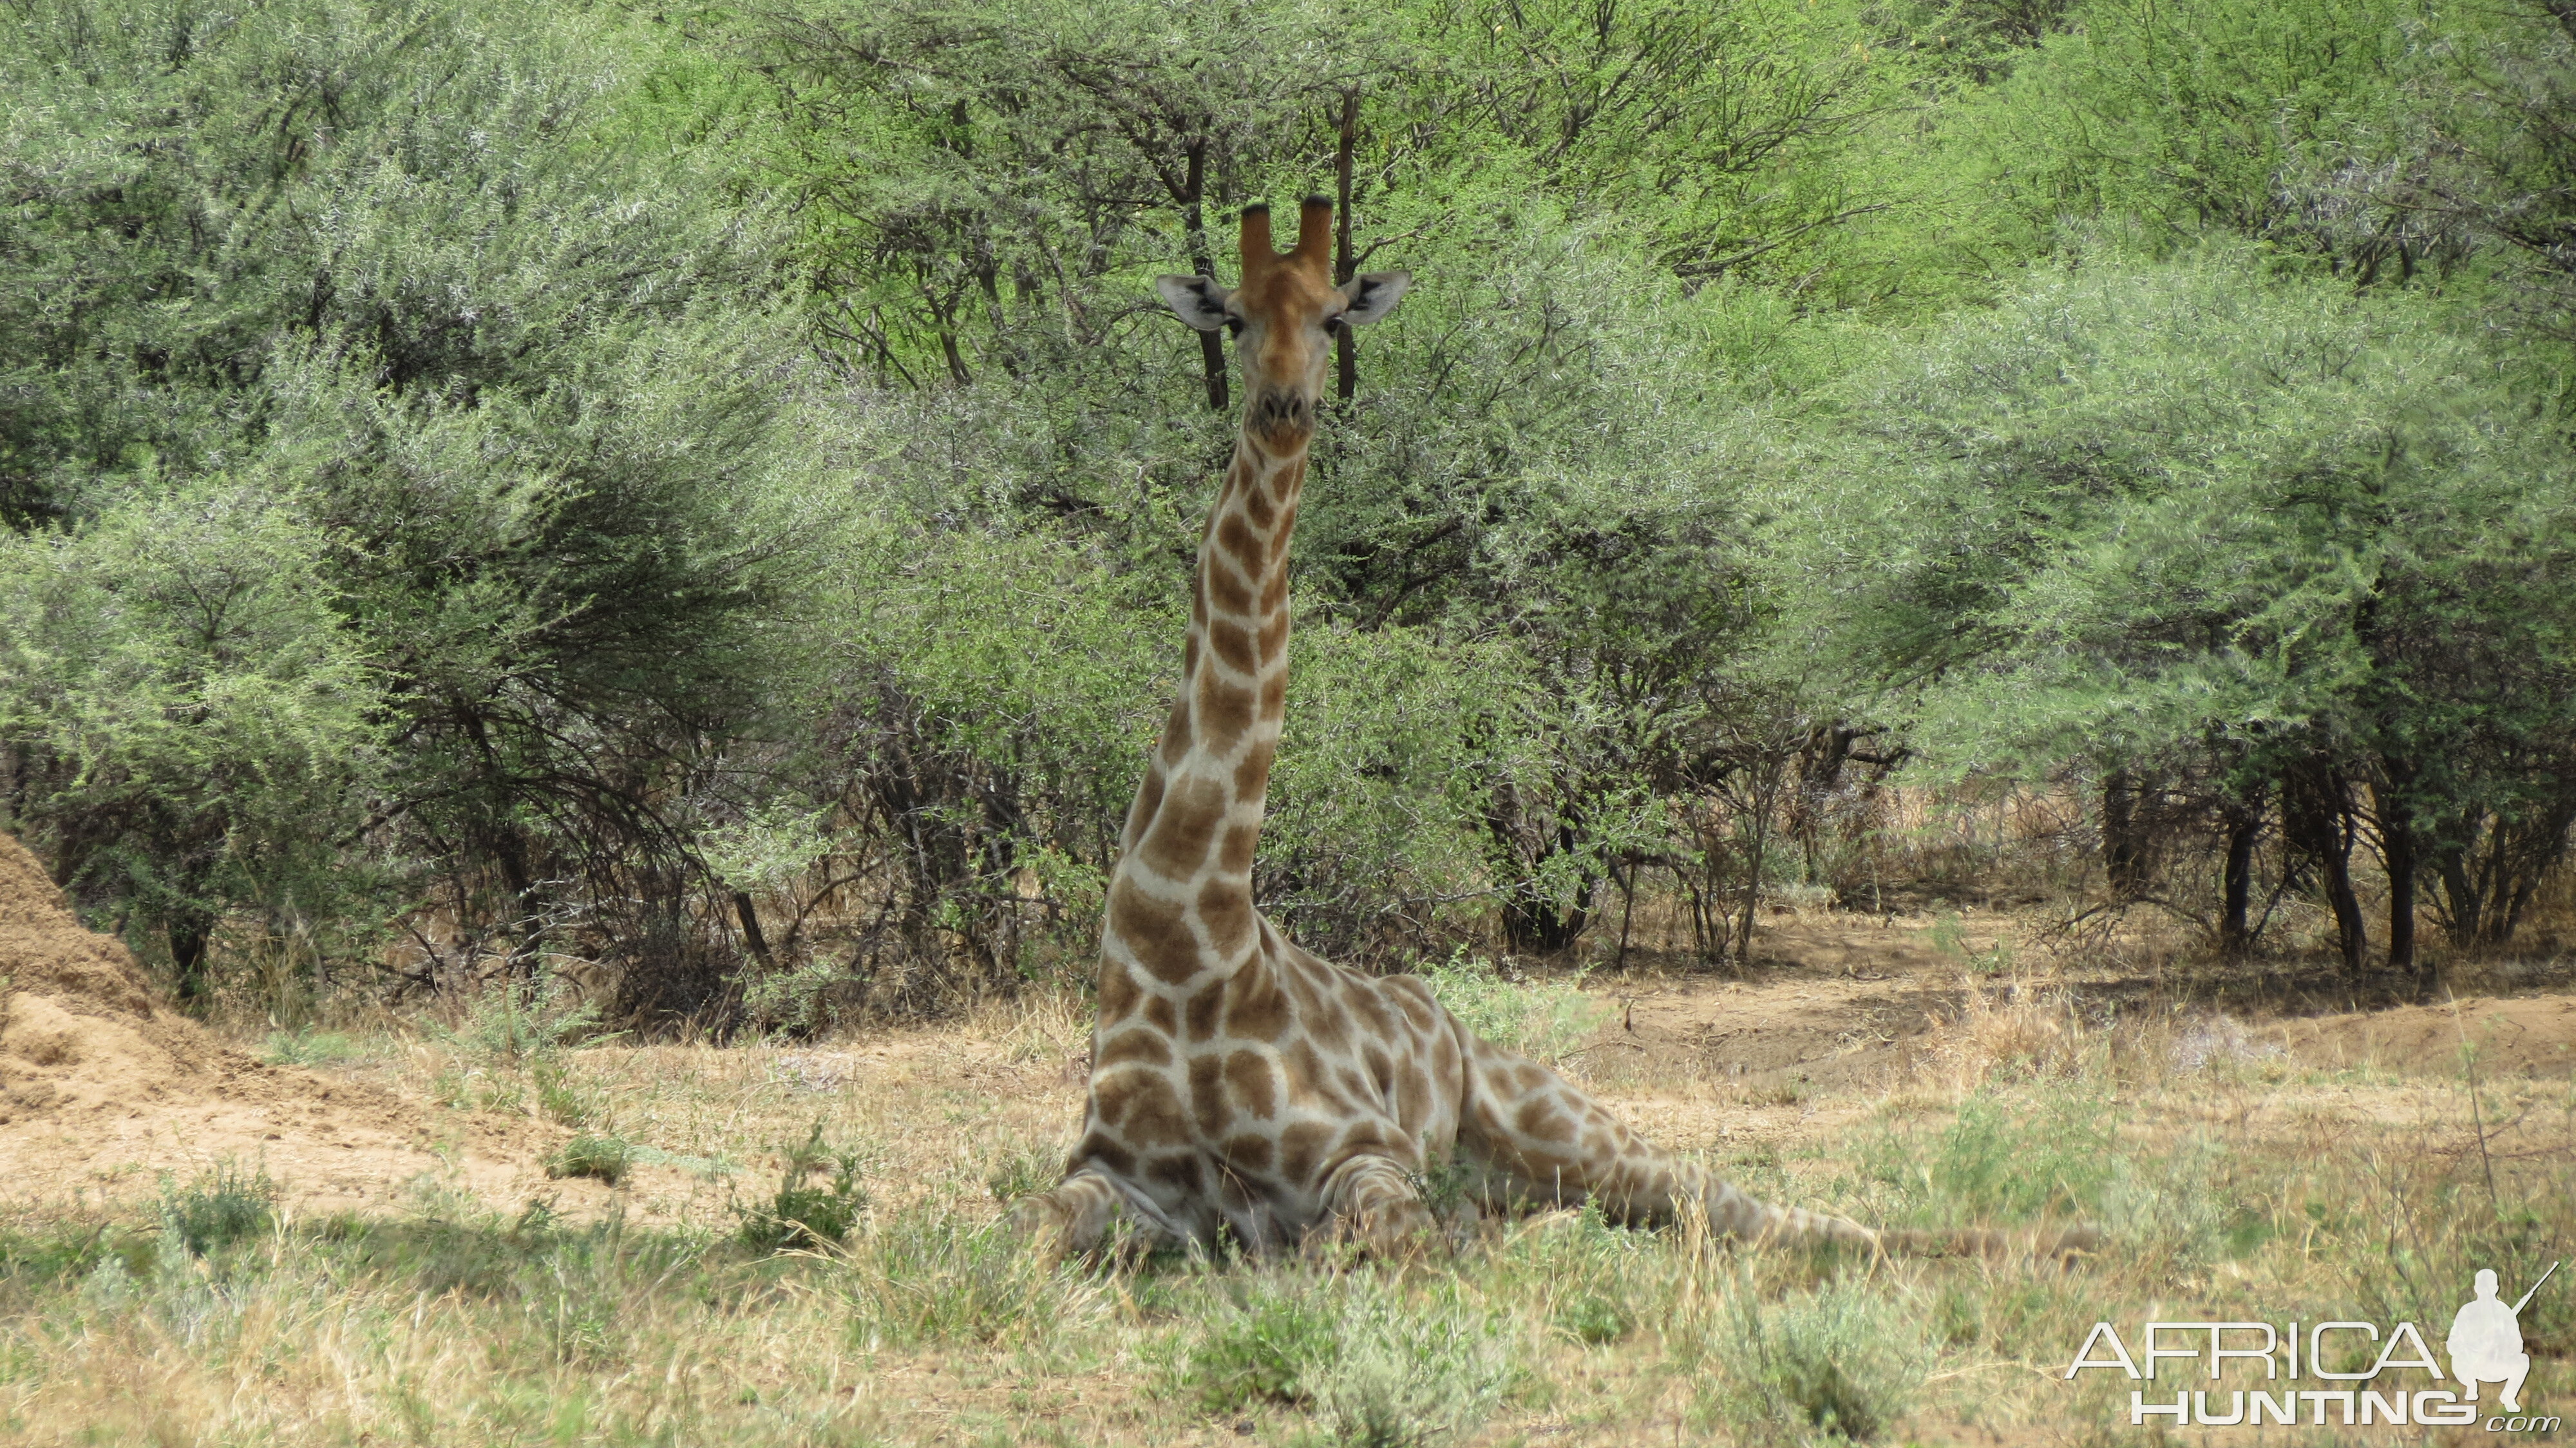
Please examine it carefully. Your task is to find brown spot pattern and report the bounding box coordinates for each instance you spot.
[1109,879,1198,985]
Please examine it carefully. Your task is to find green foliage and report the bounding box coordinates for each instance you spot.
[0,478,387,987]
[545,1136,636,1186]
[1551,1290,1636,1346]
[1165,1275,1517,1443]
[843,1209,1067,1349]
[1179,1283,1342,1413]
[435,980,607,1070]
[1706,1275,1933,1443]
[1968,0,2426,265]
[5,0,2573,1016]
[1414,950,1607,1065]
[737,1125,867,1254]
[1792,250,2576,953]
[258,1029,363,1068]
[983,1140,1063,1207]
[160,1162,278,1256]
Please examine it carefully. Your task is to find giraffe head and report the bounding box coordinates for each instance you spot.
[1156,198,1410,446]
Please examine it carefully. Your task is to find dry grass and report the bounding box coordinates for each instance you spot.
[3,961,2572,1447]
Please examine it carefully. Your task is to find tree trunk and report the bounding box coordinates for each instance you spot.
[2218,795,2262,958]
[2436,845,2483,948]
[2285,761,2368,972]
[2382,799,2421,984]
[1487,788,1593,953]
[169,906,215,1005]
[1180,142,1229,413]
[734,891,774,969]
[2103,770,2146,899]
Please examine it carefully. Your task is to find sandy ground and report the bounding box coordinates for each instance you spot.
[0,833,591,1217]
[3,825,2570,1226]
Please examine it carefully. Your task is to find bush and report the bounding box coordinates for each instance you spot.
[258,1029,364,1067]
[546,1136,636,1186]
[160,1163,277,1256]
[736,1125,866,1253]
[1166,1275,1516,1445]
[1707,1277,1931,1443]
[1179,1283,1342,1414]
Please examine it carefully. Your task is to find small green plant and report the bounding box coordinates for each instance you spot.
[1167,1275,1515,1445]
[738,957,851,1038]
[1857,1089,2119,1225]
[984,1139,1059,1205]
[160,1162,277,1255]
[435,978,607,1069]
[545,1134,635,1185]
[257,1028,362,1067]
[532,1060,592,1127]
[1928,910,2012,976]
[1707,1276,1931,1443]
[848,1209,1066,1349]
[736,1124,866,1253]
[1179,1282,1342,1413]
[1553,1290,1633,1346]
[1312,1284,1517,1448]
[431,1065,527,1116]
[1414,948,1607,1065]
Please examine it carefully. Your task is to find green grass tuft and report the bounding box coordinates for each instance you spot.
[736,1123,866,1253]
[545,1134,635,1185]
[257,1028,363,1067]
[1413,949,1606,1065]
[1178,1282,1341,1413]
[1705,1274,1932,1443]
[160,1161,277,1255]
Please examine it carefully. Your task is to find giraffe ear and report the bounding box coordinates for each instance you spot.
[1155,274,1236,332]
[1339,271,1411,325]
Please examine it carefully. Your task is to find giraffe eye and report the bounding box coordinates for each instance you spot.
[1321,313,1345,334]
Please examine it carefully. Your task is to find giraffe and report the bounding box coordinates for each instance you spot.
[1007,198,2082,1264]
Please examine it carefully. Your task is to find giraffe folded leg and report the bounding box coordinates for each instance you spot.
[1314,1153,1440,1259]
[1005,1167,1180,1266]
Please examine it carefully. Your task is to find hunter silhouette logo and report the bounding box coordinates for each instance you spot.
[2065,1261,2561,1431]
[2453,1262,2555,1415]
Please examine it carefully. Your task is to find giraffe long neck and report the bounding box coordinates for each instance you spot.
[1104,428,1307,985]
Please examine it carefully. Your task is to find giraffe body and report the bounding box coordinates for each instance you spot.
[1010,200,2067,1264]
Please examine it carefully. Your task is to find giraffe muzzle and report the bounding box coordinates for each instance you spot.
[1249,389,1314,439]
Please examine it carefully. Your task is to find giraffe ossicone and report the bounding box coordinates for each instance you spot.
[1006,198,2094,1264]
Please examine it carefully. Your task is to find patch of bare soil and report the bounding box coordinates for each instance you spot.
[1576,910,2016,1095]
[2269,993,2576,1078]
[1575,908,2576,1101]
[0,832,569,1215]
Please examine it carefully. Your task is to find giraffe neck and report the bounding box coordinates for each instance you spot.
[1106,425,1307,984]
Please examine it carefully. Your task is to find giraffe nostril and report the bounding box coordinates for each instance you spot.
[1253,391,1312,431]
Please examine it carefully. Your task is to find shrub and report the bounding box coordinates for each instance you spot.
[1179,1283,1342,1414]
[1707,1277,1931,1443]
[737,1125,866,1253]
[546,1136,636,1186]
[1166,1275,1516,1445]
[258,1029,363,1067]
[160,1163,277,1255]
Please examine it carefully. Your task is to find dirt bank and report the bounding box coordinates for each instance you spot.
[0,832,560,1215]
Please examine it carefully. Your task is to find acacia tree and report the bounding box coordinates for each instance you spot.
[751,0,1388,402]
[1794,252,2576,982]
[0,0,820,1013]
